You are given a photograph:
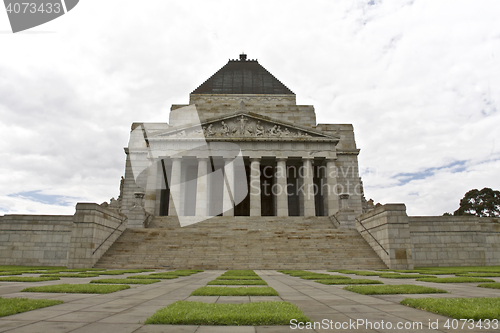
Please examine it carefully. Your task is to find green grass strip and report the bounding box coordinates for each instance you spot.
[145,274,179,279]
[353,271,381,276]
[207,280,267,285]
[478,283,500,289]
[22,283,130,294]
[90,278,160,284]
[400,297,500,320]
[344,284,447,295]
[379,274,436,279]
[191,287,279,296]
[0,272,22,276]
[98,269,155,275]
[221,270,258,276]
[316,279,383,285]
[300,274,351,280]
[418,266,500,273]
[0,277,60,282]
[128,274,178,280]
[457,273,500,277]
[145,301,310,325]
[0,297,63,317]
[40,274,99,278]
[0,266,65,271]
[215,276,262,280]
[416,277,495,283]
[328,269,358,274]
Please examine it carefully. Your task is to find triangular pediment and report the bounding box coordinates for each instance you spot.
[154,112,339,141]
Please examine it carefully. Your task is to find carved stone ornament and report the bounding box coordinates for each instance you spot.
[164,116,317,139]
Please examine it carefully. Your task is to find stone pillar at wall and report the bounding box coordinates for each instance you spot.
[250,158,261,216]
[68,203,127,268]
[168,157,182,216]
[356,204,414,269]
[144,159,158,215]
[127,192,146,228]
[326,159,340,216]
[223,158,235,216]
[195,158,209,216]
[276,158,289,217]
[302,157,316,217]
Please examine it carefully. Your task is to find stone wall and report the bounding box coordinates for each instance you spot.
[170,94,317,128]
[409,215,500,267]
[357,204,500,269]
[0,215,74,266]
[0,203,127,268]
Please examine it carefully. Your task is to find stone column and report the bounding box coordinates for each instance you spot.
[223,158,234,216]
[250,158,261,216]
[168,157,182,216]
[276,158,289,216]
[195,158,209,216]
[326,159,340,216]
[302,157,316,217]
[144,159,158,215]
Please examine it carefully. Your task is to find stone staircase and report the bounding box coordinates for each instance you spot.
[94,216,387,270]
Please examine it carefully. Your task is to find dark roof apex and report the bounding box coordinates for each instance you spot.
[191,54,294,95]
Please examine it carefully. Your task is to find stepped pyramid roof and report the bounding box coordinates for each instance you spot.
[191,54,294,95]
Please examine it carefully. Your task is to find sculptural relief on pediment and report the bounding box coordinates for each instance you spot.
[161,115,329,139]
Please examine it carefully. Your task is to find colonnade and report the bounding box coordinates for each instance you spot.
[157,156,341,217]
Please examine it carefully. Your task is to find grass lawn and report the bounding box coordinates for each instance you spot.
[300,274,351,280]
[0,277,60,282]
[0,266,64,271]
[0,272,22,276]
[128,275,178,280]
[344,284,448,295]
[379,274,436,279]
[221,270,258,276]
[457,273,500,277]
[191,287,279,296]
[22,283,130,294]
[416,277,495,283]
[215,276,262,280]
[40,274,99,278]
[353,271,381,276]
[90,278,160,284]
[0,297,63,317]
[478,283,500,289]
[145,301,310,325]
[98,269,155,275]
[316,279,383,285]
[148,270,200,277]
[207,280,267,286]
[328,270,360,274]
[400,297,500,320]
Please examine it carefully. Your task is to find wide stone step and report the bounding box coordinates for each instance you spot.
[94,216,387,270]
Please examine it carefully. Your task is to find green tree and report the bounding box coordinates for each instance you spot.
[453,188,500,217]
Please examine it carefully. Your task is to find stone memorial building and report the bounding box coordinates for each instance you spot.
[121,53,364,227]
[1,54,499,270]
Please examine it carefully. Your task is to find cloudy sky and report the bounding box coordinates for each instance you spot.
[0,0,499,216]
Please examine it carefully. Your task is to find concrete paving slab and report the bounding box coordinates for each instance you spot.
[69,322,142,333]
[0,321,36,333]
[197,326,256,332]
[2,321,87,333]
[45,311,113,323]
[134,325,198,333]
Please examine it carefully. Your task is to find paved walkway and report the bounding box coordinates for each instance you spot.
[0,270,499,332]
